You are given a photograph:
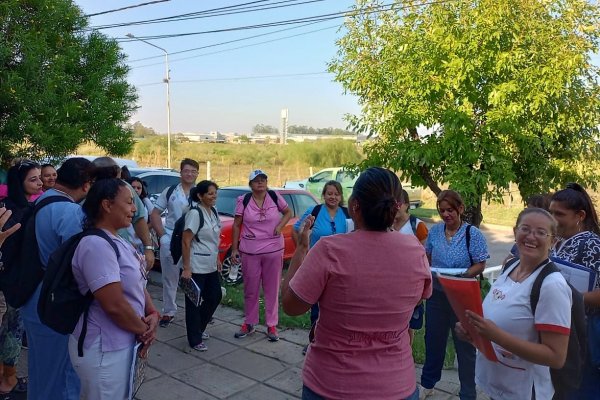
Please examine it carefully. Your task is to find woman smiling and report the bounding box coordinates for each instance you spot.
[457,208,572,400]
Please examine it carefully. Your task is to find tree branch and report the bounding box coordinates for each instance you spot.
[408,127,442,195]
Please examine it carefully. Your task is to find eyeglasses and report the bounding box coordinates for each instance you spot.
[330,221,336,234]
[516,225,553,239]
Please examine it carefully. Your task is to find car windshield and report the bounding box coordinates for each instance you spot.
[216,189,249,216]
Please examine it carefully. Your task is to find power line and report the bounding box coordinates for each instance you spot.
[128,19,330,62]
[115,10,369,41]
[89,0,321,30]
[125,0,453,68]
[134,71,331,87]
[129,24,338,69]
[84,0,171,17]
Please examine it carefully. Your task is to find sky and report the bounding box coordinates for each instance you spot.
[74,0,361,134]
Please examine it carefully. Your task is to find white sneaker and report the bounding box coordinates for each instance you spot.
[202,332,210,340]
[418,384,435,400]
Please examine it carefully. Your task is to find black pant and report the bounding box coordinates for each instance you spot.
[185,271,222,347]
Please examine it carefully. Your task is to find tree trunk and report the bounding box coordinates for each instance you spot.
[463,201,483,227]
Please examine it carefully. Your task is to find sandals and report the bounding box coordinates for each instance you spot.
[0,377,27,395]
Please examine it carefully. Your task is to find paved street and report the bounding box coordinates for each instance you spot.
[13,224,512,400]
[137,278,491,400]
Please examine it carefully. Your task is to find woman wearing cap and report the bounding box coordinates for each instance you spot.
[231,169,292,342]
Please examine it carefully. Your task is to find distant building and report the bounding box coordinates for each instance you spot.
[179,132,226,143]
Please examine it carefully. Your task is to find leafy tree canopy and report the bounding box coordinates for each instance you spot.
[252,124,278,134]
[331,0,600,225]
[288,125,356,136]
[0,0,137,165]
[132,121,157,138]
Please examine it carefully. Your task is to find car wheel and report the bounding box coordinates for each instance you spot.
[221,252,243,285]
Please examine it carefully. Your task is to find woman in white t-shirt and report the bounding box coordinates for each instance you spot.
[180,180,222,352]
[456,208,571,400]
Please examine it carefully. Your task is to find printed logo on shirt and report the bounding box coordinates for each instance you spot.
[492,288,506,301]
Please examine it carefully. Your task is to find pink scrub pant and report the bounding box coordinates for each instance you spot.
[241,250,283,327]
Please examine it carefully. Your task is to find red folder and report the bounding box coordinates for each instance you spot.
[436,273,498,362]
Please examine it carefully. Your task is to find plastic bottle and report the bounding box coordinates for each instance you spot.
[228,254,241,281]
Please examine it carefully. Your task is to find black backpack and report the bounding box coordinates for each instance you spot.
[503,258,587,391]
[0,196,72,308]
[242,190,279,211]
[170,206,218,265]
[38,228,119,357]
[309,203,350,220]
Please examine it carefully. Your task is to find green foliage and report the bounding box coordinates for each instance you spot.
[132,121,157,138]
[330,0,600,224]
[252,124,278,134]
[288,125,356,136]
[0,0,137,165]
[124,140,363,171]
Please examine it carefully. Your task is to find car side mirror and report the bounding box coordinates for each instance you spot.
[308,177,315,183]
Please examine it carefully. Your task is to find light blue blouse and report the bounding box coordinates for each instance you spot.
[293,205,349,248]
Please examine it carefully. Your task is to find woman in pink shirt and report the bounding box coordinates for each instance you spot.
[231,169,292,342]
[282,167,432,400]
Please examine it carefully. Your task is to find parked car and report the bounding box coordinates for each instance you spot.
[305,167,423,208]
[283,178,308,190]
[216,187,318,284]
[128,168,180,201]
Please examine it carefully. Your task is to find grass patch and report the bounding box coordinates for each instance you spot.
[222,281,455,367]
[411,194,524,227]
[222,282,312,330]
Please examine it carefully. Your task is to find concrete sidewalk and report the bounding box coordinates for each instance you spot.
[138,279,489,400]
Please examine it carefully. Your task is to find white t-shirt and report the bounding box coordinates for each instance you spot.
[177,206,221,274]
[476,261,572,400]
[154,183,188,233]
[397,217,422,236]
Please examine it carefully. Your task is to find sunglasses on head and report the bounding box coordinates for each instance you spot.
[17,160,39,170]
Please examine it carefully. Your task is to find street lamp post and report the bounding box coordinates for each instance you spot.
[126,33,172,169]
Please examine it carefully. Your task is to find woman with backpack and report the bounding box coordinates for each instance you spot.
[231,169,292,342]
[420,190,488,400]
[549,183,600,399]
[456,208,572,400]
[0,160,42,394]
[69,179,159,399]
[292,180,350,354]
[392,189,429,346]
[179,180,222,352]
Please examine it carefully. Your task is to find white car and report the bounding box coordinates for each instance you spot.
[283,178,308,190]
[128,168,180,201]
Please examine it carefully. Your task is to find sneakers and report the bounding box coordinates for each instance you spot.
[267,326,279,342]
[418,384,435,400]
[159,315,174,328]
[234,323,255,338]
[192,343,208,352]
[201,331,210,340]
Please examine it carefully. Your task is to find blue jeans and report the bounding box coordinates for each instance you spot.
[421,288,476,400]
[302,385,419,400]
[20,284,81,400]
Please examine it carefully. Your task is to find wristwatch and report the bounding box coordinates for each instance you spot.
[144,245,155,251]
